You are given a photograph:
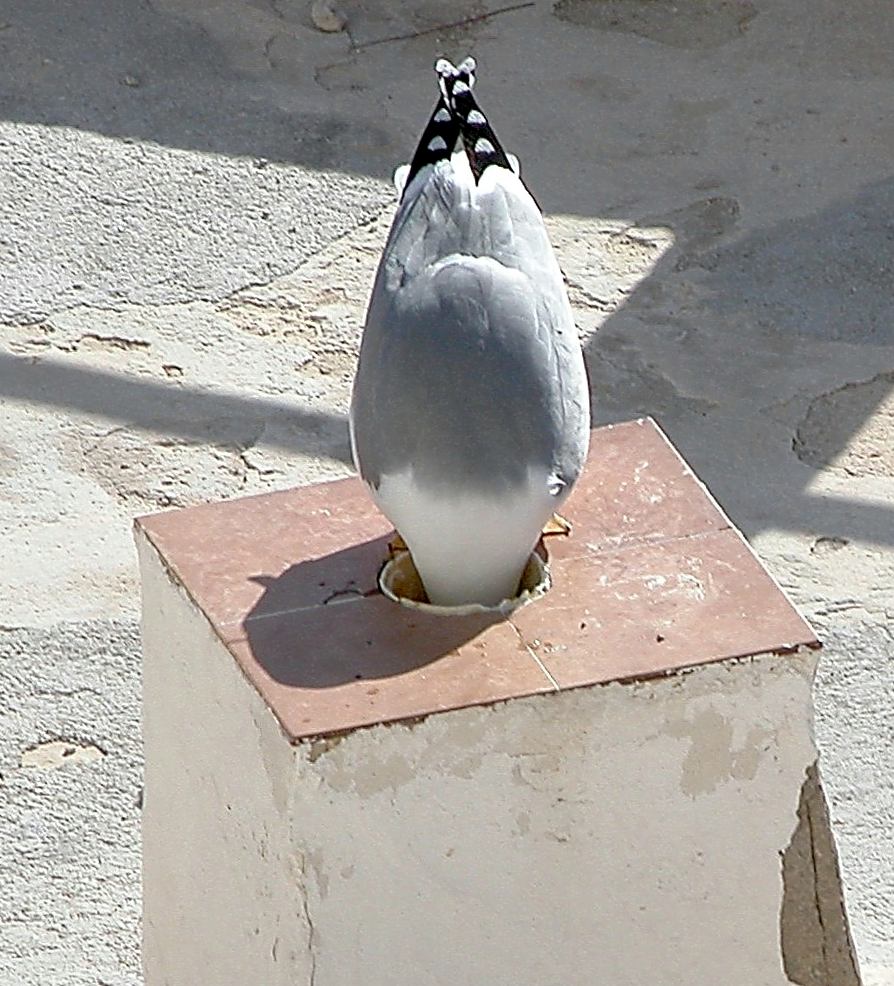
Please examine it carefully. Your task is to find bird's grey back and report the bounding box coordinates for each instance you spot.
[352,164,589,496]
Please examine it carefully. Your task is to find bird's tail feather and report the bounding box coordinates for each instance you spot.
[436,56,514,183]
[397,60,475,200]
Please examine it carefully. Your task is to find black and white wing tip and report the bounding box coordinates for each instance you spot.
[436,56,519,183]
[393,59,476,201]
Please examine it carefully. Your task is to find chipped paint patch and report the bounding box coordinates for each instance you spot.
[21,739,106,770]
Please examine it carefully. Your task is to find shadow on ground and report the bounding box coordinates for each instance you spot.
[583,176,894,546]
[0,351,353,464]
[1,0,893,543]
[3,179,891,541]
[0,0,391,173]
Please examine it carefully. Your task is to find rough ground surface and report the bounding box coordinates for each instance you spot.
[0,0,892,982]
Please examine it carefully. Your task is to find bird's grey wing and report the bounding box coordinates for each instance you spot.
[351,253,586,496]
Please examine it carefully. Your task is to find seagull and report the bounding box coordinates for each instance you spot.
[350,57,590,607]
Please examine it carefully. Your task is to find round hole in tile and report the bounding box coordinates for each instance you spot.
[378,548,551,617]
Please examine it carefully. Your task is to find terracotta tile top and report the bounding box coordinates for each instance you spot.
[136,418,818,741]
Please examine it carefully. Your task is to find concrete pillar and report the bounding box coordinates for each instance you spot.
[136,417,860,986]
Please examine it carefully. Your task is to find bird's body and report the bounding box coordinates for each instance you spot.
[350,59,590,606]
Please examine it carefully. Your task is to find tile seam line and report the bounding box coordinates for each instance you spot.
[213,524,735,631]
[506,620,561,691]
[136,527,820,746]
[140,518,556,747]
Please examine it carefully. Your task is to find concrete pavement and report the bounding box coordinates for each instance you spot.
[1,0,892,982]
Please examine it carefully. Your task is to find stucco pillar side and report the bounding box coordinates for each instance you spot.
[139,530,307,986]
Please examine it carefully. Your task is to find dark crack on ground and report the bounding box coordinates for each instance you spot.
[793,371,894,477]
[554,0,757,49]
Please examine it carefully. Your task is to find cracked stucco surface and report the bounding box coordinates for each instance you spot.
[781,763,861,986]
[0,620,142,985]
[1,0,892,982]
[282,653,821,986]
